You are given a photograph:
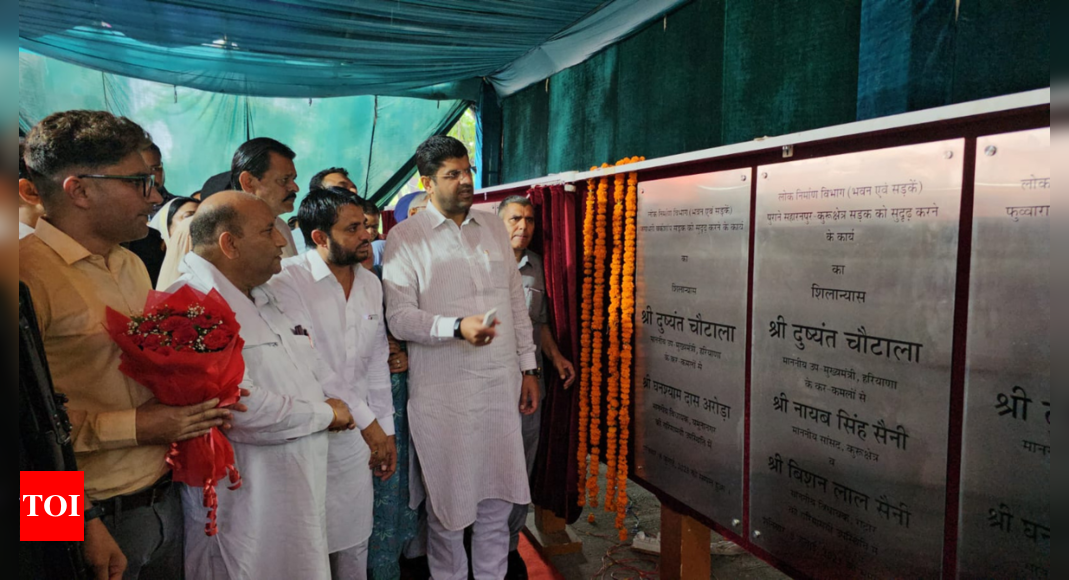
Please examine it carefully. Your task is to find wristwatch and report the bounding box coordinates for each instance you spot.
[453,318,464,340]
[85,503,105,522]
[523,368,542,378]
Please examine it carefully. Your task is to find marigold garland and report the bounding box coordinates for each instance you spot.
[577,176,597,509]
[616,162,643,540]
[587,166,611,516]
[604,161,629,513]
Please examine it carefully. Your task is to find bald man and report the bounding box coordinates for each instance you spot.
[168,191,358,580]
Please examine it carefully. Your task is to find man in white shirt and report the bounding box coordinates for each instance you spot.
[268,188,398,580]
[170,190,358,580]
[383,136,539,580]
[231,138,302,258]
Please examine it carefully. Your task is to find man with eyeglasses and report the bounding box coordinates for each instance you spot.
[383,136,539,580]
[20,110,241,580]
[231,137,302,259]
[125,141,174,287]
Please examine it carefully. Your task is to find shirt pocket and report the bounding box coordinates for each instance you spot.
[525,287,545,321]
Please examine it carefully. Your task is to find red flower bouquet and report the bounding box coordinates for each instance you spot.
[106,285,246,536]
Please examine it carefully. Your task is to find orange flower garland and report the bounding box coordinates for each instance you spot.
[577,176,597,509]
[616,162,643,540]
[605,161,629,513]
[587,168,611,517]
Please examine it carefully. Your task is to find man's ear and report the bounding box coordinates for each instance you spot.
[237,171,256,194]
[61,176,91,210]
[218,231,240,260]
[18,179,41,207]
[310,228,330,249]
[420,175,434,194]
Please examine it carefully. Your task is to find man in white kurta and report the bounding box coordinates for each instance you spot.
[268,189,398,580]
[169,191,358,580]
[383,136,540,580]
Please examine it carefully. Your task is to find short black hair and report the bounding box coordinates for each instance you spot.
[363,200,381,216]
[143,142,162,157]
[415,135,469,177]
[24,110,150,204]
[199,171,233,200]
[18,137,29,181]
[498,195,532,216]
[230,137,296,190]
[190,202,244,249]
[298,187,363,249]
[309,167,350,192]
[166,196,199,231]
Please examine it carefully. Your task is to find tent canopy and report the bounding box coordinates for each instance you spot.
[19,0,686,100]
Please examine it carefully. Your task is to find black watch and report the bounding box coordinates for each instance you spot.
[524,368,542,378]
[85,503,105,522]
[453,318,464,340]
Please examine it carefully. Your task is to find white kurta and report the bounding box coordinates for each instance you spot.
[169,253,335,580]
[382,203,537,532]
[277,217,300,259]
[268,250,396,554]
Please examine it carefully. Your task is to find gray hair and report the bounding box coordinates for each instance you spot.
[497,195,532,216]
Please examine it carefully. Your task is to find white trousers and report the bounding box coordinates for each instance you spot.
[426,496,513,580]
[330,541,369,580]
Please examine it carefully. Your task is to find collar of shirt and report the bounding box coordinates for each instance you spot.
[179,252,271,310]
[33,218,119,266]
[306,249,339,283]
[18,222,35,240]
[517,250,532,271]
[424,198,485,230]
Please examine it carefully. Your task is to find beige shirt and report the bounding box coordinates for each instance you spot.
[19,219,168,500]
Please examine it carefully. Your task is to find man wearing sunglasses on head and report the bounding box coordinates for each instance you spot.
[21,110,241,580]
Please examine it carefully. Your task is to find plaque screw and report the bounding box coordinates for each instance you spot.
[732,519,742,528]
[741,175,748,182]
[753,531,762,539]
[985,146,998,157]
[762,172,769,179]
[944,151,954,159]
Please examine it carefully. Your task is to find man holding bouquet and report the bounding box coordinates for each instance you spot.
[20,110,236,579]
[268,188,397,580]
[171,190,357,579]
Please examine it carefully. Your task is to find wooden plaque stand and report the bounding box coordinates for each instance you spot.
[524,507,584,557]
[660,504,711,580]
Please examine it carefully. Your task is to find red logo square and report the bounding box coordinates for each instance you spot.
[20,471,86,542]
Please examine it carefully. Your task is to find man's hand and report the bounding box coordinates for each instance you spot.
[520,375,540,416]
[361,420,391,469]
[136,398,232,445]
[326,399,356,431]
[460,315,498,347]
[374,435,398,481]
[552,356,577,390]
[84,518,127,580]
[221,388,251,432]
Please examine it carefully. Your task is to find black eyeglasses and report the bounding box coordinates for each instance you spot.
[432,166,478,183]
[76,174,158,199]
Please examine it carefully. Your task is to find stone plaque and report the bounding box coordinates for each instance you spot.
[750,141,965,579]
[634,169,750,529]
[958,128,1050,580]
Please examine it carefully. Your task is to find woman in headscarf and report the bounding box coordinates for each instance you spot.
[152,197,200,291]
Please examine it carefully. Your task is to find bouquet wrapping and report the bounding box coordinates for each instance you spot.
[106,285,245,536]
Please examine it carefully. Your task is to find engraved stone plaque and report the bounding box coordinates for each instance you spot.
[958,128,1050,580]
[749,141,965,579]
[634,170,750,529]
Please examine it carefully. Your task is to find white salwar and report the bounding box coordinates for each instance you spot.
[168,253,335,580]
[268,250,396,558]
[382,203,537,575]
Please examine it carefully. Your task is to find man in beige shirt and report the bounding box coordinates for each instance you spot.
[20,110,235,580]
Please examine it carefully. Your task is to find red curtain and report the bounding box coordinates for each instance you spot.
[381,209,398,238]
[527,184,583,523]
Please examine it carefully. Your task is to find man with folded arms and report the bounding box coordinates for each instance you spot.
[268,188,397,580]
[170,190,357,579]
[20,110,236,579]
